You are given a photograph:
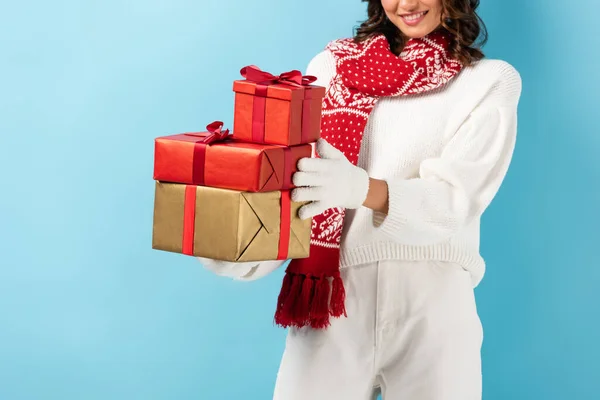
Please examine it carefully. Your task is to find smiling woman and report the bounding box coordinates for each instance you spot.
[357,0,487,65]
[199,0,521,399]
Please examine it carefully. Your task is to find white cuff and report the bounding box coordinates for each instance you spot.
[375,179,409,240]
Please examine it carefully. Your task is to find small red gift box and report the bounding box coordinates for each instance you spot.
[153,121,311,193]
[232,66,326,146]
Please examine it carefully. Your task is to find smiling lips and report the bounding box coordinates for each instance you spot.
[400,10,429,26]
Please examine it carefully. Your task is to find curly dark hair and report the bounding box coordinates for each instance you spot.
[354,0,488,66]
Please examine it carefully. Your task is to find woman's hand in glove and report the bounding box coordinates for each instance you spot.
[291,139,370,220]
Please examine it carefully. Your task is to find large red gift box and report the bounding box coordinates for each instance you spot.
[153,121,311,193]
[232,66,326,146]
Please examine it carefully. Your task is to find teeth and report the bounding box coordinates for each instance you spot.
[403,12,425,21]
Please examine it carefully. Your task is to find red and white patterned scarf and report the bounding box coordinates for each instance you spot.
[274,30,462,329]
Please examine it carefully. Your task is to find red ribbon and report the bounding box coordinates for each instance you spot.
[241,66,316,144]
[184,121,230,186]
[277,190,292,260]
[182,185,197,256]
[240,65,317,87]
[184,120,230,143]
[276,147,293,259]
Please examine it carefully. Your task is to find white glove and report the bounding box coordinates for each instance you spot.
[198,257,286,281]
[291,138,370,220]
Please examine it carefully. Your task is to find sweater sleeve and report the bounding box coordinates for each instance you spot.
[376,64,522,246]
[305,49,336,90]
[195,51,334,280]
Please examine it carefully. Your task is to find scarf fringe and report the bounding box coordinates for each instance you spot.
[309,274,330,329]
[274,271,347,329]
[330,274,347,318]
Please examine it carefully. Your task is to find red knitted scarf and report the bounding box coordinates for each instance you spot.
[274,30,462,329]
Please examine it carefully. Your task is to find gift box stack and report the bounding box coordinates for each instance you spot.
[151,66,326,262]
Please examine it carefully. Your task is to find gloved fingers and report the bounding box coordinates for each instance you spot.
[292,171,328,187]
[291,187,324,203]
[298,200,326,220]
[316,138,346,161]
[297,156,329,173]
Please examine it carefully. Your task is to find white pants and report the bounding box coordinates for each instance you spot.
[273,260,483,400]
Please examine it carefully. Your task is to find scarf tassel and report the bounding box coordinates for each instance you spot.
[330,274,347,318]
[274,271,347,329]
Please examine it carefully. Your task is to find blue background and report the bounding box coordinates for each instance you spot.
[1,0,598,399]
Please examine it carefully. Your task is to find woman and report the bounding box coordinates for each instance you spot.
[200,0,521,398]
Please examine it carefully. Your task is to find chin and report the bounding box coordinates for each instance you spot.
[398,27,431,39]
[401,30,428,39]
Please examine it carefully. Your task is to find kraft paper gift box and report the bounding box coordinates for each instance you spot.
[232,66,326,146]
[151,182,311,261]
[153,122,312,192]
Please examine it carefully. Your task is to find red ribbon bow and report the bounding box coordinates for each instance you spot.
[183,121,231,188]
[185,121,230,144]
[240,65,317,87]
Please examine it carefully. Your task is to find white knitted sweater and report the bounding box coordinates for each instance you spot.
[199,48,522,287]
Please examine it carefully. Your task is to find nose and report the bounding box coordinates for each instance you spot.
[397,0,419,11]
